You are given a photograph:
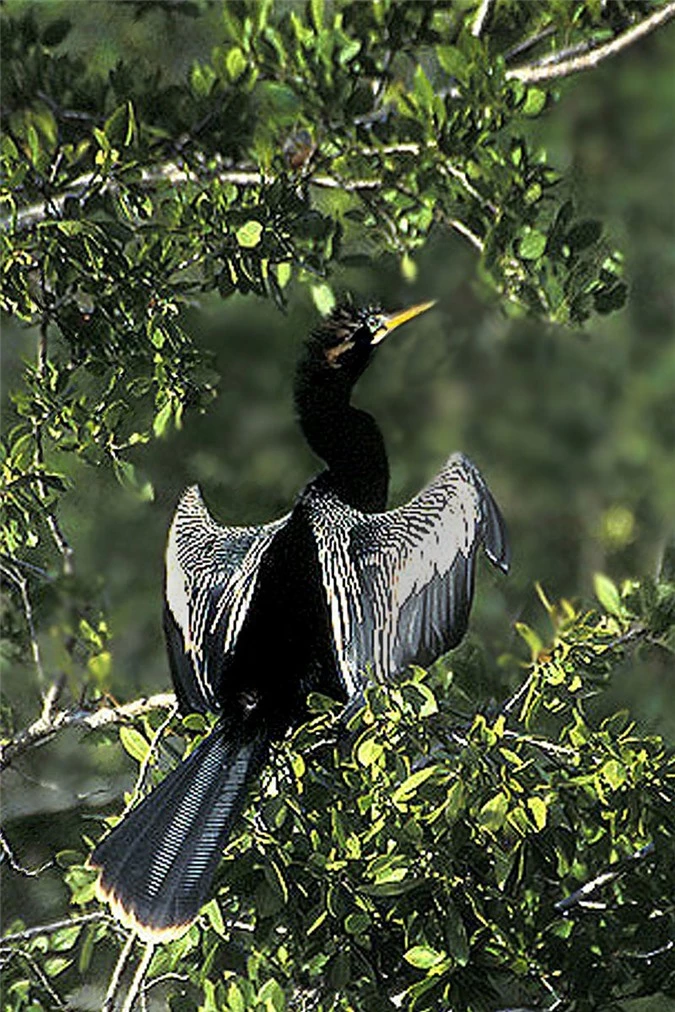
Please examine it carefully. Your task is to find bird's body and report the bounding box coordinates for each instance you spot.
[92,300,509,940]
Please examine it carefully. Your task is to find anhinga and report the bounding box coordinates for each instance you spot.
[91,300,509,941]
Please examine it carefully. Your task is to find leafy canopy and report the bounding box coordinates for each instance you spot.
[1,2,674,1011]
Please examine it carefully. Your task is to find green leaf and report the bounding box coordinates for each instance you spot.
[594,572,623,617]
[119,726,150,764]
[404,945,447,970]
[515,621,543,659]
[87,651,111,684]
[356,736,383,767]
[153,400,173,438]
[276,262,292,288]
[226,46,248,81]
[436,45,468,83]
[392,764,441,805]
[236,220,263,248]
[55,850,83,868]
[105,102,136,147]
[311,283,336,316]
[44,956,71,977]
[413,64,435,110]
[527,796,548,831]
[113,460,154,502]
[203,898,226,936]
[445,900,470,965]
[42,19,71,47]
[518,228,547,260]
[310,0,324,31]
[523,88,547,117]
[601,758,626,790]
[182,713,208,732]
[225,982,246,1012]
[344,911,371,934]
[567,219,602,251]
[50,925,82,951]
[257,978,285,1012]
[401,252,418,281]
[478,791,509,831]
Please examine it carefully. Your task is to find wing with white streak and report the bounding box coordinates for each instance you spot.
[164,486,289,713]
[310,453,509,693]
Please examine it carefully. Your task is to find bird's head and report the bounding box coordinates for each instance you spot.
[307,299,436,380]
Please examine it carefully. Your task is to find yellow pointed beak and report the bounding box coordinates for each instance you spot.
[372,299,437,344]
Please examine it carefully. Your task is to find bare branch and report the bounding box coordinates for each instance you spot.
[121,702,179,816]
[1,562,46,687]
[121,941,155,1012]
[1,913,109,945]
[555,842,655,914]
[33,314,75,581]
[507,3,675,83]
[5,150,491,258]
[103,931,136,1012]
[0,829,52,878]
[0,692,177,772]
[3,947,66,1008]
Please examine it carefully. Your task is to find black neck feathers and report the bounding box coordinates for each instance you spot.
[294,343,388,514]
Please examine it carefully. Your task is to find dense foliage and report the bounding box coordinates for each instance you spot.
[1,1,674,1010]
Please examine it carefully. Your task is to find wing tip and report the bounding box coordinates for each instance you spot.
[454,453,510,574]
[482,493,511,574]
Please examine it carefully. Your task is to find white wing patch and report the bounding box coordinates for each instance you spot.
[165,485,289,712]
[308,453,508,692]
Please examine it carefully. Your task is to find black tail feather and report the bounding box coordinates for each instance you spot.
[90,720,270,940]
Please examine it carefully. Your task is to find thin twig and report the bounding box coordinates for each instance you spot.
[103,931,135,1012]
[40,673,66,724]
[623,939,674,962]
[501,730,576,760]
[2,564,46,686]
[555,842,655,914]
[501,672,535,716]
[121,941,155,1012]
[0,829,52,877]
[0,692,177,772]
[5,947,66,1008]
[121,702,179,816]
[504,26,556,63]
[507,3,675,83]
[33,304,75,581]
[1,912,108,945]
[471,0,492,38]
[142,971,190,998]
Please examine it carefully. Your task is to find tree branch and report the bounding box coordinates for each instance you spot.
[471,0,493,38]
[554,842,655,914]
[4,150,492,254]
[103,931,136,1012]
[0,829,52,878]
[0,692,177,772]
[507,3,675,83]
[121,941,155,1012]
[1,913,109,945]
[120,702,179,816]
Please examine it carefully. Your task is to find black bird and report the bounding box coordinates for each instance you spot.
[91,300,509,941]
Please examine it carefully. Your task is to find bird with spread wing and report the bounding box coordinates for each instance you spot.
[91,299,509,940]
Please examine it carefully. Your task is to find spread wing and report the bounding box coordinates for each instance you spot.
[310,453,509,694]
[164,486,289,713]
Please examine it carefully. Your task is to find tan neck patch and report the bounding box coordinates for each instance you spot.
[325,339,355,368]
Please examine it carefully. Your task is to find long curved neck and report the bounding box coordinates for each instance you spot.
[294,369,389,514]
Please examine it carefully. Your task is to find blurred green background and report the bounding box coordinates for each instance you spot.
[2,1,674,934]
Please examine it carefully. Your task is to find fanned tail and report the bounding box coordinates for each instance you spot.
[90,719,270,941]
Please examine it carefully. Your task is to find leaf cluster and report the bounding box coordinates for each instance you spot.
[5,581,672,1011]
